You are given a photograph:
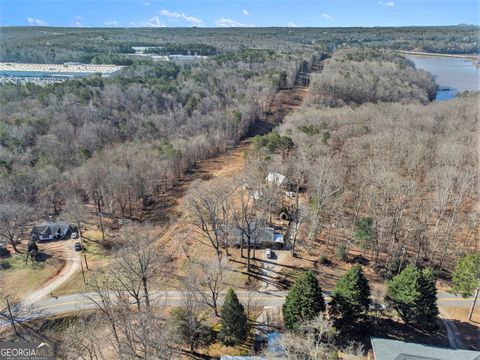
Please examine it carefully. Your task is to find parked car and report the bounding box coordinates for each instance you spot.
[74,242,82,251]
[71,232,79,239]
[265,248,272,259]
[285,191,296,198]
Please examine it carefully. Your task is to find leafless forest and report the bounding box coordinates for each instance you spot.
[0,26,479,359]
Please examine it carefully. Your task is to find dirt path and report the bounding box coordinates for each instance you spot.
[22,239,81,306]
[157,140,250,246]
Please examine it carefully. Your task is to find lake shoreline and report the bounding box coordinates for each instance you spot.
[406,53,479,100]
[400,50,479,62]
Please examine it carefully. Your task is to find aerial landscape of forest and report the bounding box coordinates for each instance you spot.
[0,1,479,359]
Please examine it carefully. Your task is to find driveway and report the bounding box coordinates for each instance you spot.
[22,238,81,306]
[261,249,289,291]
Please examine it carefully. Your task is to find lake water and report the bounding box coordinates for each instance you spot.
[407,55,480,101]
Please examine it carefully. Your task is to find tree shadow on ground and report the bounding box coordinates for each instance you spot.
[35,252,52,263]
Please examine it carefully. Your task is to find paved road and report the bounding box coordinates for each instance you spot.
[0,290,474,327]
[0,290,289,326]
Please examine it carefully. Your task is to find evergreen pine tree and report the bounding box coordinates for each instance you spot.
[452,253,480,320]
[452,253,480,297]
[417,267,439,328]
[386,264,439,329]
[329,264,371,331]
[219,288,248,346]
[283,270,326,331]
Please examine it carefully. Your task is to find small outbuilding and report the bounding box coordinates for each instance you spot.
[265,172,287,187]
[273,233,284,249]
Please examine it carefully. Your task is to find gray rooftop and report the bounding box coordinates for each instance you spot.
[371,337,480,360]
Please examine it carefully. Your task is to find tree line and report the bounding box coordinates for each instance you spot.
[308,48,437,106]
[1,26,477,64]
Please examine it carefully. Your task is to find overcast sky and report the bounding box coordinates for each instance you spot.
[0,0,478,28]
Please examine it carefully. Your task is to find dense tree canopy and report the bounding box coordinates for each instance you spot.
[277,94,478,271]
[0,46,311,222]
[0,26,477,64]
[308,48,437,106]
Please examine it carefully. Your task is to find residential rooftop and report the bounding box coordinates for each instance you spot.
[371,337,480,360]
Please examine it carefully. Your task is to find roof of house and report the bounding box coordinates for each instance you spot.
[265,171,286,186]
[371,337,480,360]
[226,224,274,245]
[257,226,275,244]
[31,221,70,236]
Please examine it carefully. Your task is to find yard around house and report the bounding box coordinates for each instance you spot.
[0,240,66,301]
[0,254,64,301]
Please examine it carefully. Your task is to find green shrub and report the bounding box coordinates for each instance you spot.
[336,244,348,261]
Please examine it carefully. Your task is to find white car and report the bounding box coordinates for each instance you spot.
[71,232,79,239]
[285,191,296,198]
[265,248,272,259]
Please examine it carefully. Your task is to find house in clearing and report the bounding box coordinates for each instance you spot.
[225,223,284,249]
[370,337,480,360]
[31,221,76,241]
[231,223,284,249]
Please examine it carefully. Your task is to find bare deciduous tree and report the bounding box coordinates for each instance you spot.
[186,179,235,262]
[114,225,169,310]
[0,203,33,253]
[185,257,227,316]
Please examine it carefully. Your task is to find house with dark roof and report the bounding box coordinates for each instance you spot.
[371,337,480,360]
[31,221,76,241]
